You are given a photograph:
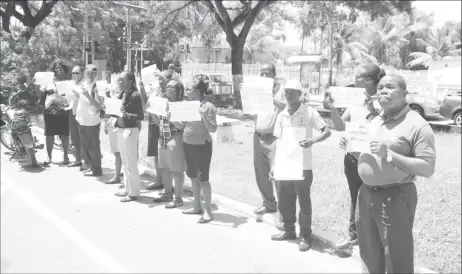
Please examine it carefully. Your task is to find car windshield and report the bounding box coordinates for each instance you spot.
[210,75,230,83]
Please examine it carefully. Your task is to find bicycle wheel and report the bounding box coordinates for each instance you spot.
[0,127,15,151]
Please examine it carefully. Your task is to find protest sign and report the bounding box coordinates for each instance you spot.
[329,87,367,108]
[34,72,54,86]
[96,81,110,96]
[273,127,305,181]
[104,98,123,116]
[345,122,372,153]
[146,96,168,117]
[55,80,74,95]
[141,65,161,87]
[241,76,274,115]
[169,101,201,122]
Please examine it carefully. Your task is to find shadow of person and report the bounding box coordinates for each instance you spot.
[207,212,248,228]
[19,163,46,173]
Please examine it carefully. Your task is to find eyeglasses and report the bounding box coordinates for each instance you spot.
[116,78,126,83]
[72,72,81,75]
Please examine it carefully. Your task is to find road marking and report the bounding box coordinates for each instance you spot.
[1,173,127,273]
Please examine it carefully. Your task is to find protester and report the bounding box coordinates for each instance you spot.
[151,80,186,208]
[324,63,386,249]
[104,79,123,186]
[181,79,217,223]
[339,74,436,273]
[67,65,85,167]
[75,64,104,176]
[252,63,286,215]
[271,80,331,252]
[139,73,166,191]
[40,60,71,165]
[113,71,144,202]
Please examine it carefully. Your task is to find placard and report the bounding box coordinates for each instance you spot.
[169,101,201,122]
[104,98,123,116]
[96,81,110,96]
[329,87,367,108]
[146,96,168,117]
[34,72,54,86]
[345,122,371,153]
[141,65,161,87]
[273,127,305,181]
[241,76,274,114]
[54,80,74,95]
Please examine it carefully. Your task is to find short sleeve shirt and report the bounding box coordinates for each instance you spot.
[274,105,327,170]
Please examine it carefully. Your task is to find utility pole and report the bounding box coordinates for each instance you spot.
[82,14,87,64]
[126,8,131,71]
[328,15,333,86]
[91,16,95,65]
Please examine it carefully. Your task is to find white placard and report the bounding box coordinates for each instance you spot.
[34,72,54,86]
[146,96,168,116]
[96,81,110,96]
[169,101,201,122]
[104,98,123,116]
[345,122,372,153]
[141,65,161,87]
[273,127,305,181]
[241,76,274,114]
[54,80,74,95]
[329,87,367,108]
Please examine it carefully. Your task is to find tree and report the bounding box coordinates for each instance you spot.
[1,0,59,40]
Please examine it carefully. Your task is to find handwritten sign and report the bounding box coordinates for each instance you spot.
[34,72,54,86]
[169,101,201,122]
[241,76,274,115]
[141,65,161,87]
[104,98,123,116]
[329,87,366,108]
[345,122,372,153]
[273,127,305,181]
[146,96,168,116]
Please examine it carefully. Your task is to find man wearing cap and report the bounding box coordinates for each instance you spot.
[252,63,286,215]
[75,64,104,176]
[340,74,436,273]
[271,80,331,252]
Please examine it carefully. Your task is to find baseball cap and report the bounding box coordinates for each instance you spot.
[85,64,97,72]
[284,80,303,92]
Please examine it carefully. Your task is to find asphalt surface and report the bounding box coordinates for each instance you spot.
[1,129,363,273]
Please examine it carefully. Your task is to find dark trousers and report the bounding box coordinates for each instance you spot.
[253,133,278,210]
[357,183,417,274]
[68,112,81,162]
[344,153,363,240]
[277,170,313,240]
[77,122,102,173]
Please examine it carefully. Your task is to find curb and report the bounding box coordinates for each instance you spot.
[30,126,437,273]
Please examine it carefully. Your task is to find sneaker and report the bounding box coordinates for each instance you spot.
[153,194,173,203]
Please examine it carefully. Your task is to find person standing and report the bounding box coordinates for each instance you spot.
[253,63,286,215]
[324,64,386,249]
[40,60,71,165]
[271,80,331,252]
[113,71,144,202]
[67,65,85,167]
[181,79,217,223]
[75,64,104,176]
[339,74,436,273]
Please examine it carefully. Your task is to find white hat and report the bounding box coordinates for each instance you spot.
[284,80,303,92]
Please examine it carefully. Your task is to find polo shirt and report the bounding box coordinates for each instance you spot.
[273,104,327,170]
[254,83,286,134]
[357,105,436,187]
[76,82,103,126]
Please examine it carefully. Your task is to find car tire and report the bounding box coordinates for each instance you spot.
[453,111,461,126]
[409,104,425,117]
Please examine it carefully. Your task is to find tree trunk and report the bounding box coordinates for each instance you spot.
[231,39,244,110]
[301,36,305,54]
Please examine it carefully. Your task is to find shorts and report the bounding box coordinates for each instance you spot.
[183,141,213,182]
[158,133,186,173]
[108,121,120,153]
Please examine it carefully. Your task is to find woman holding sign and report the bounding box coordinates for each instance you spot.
[39,60,71,165]
[324,63,385,249]
[181,79,217,224]
[151,80,187,208]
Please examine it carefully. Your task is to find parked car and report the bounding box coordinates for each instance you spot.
[439,92,461,126]
[192,73,234,107]
[406,91,442,119]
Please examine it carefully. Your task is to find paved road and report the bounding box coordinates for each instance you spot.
[1,131,363,273]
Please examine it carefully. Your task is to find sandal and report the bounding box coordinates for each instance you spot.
[198,217,213,224]
[182,208,204,215]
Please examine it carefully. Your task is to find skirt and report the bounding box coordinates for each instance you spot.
[44,112,69,136]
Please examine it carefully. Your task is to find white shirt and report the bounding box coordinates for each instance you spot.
[76,81,102,126]
[273,105,327,170]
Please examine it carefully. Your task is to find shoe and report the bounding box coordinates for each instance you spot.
[254,206,277,215]
[145,183,164,191]
[335,237,358,249]
[118,183,125,189]
[114,192,128,197]
[271,231,296,241]
[299,238,311,252]
[165,199,183,209]
[120,196,137,202]
[198,216,213,224]
[80,165,90,171]
[153,194,173,203]
[43,158,52,165]
[61,159,70,165]
[83,171,102,177]
[105,178,121,184]
[67,162,82,167]
[182,208,204,215]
